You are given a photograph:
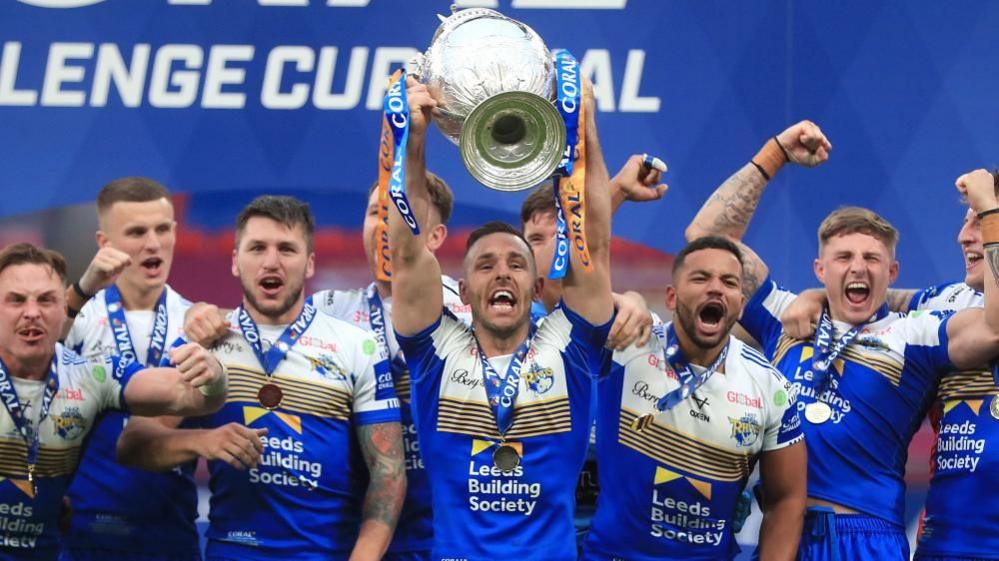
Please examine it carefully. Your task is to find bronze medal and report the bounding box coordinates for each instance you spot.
[630,413,655,433]
[805,402,832,424]
[258,383,283,410]
[493,443,521,472]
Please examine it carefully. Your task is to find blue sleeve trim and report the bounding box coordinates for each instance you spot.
[557,299,614,347]
[394,311,445,348]
[355,408,402,426]
[934,311,956,372]
[745,274,776,311]
[114,358,144,412]
[908,287,928,312]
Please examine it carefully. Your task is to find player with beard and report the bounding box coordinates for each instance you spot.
[58,177,204,561]
[686,127,999,560]
[388,76,615,561]
[779,169,999,561]
[582,236,806,561]
[118,196,405,561]
[0,242,227,561]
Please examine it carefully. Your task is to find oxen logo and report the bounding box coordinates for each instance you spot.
[52,407,87,440]
[522,363,554,395]
[727,413,761,447]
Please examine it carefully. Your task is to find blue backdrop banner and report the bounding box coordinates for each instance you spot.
[2,0,998,290]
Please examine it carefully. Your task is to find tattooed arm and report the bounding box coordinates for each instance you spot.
[685,120,830,243]
[686,121,831,299]
[947,170,999,369]
[350,421,406,561]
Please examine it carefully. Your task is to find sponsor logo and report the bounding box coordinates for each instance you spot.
[57,388,84,402]
[728,413,761,447]
[362,339,376,356]
[688,409,709,422]
[632,381,662,405]
[692,394,709,409]
[52,407,87,440]
[726,391,761,409]
[91,365,106,383]
[449,369,482,390]
[773,389,787,407]
[522,363,554,395]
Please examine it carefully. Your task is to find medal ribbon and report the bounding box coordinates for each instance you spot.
[0,355,59,483]
[365,284,404,380]
[652,323,728,412]
[549,49,591,278]
[236,296,317,376]
[809,306,866,399]
[375,70,404,282]
[105,284,169,368]
[383,70,421,239]
[474,325,537,437]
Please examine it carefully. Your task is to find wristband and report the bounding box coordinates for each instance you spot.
[750,161,771,181]
[752,138,786,180]
[72,280,93,300]
[976,207,999,220]
[198,358,228,397]
[773,135,791,162]
[981,212,999,245]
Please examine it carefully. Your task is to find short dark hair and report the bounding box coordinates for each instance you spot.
[672,236,744,276]
[367,171,455,226]
[235,195,316,251]
[0,243,68,285]
[464,220,534,261]
[520,183,557,226]
[818,206,898,257]
[96,177,170,215]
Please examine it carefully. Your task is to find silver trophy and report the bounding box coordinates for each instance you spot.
[410,7,567,192]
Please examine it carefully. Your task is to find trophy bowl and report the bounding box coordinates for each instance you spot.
[411,8,567,192]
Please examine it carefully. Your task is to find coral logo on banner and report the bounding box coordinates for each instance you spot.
[17,0,107,7]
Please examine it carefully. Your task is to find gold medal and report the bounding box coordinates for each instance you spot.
[493,443,521,472]
[805,402,832,424]
[630,413,655,432]
[258,383,283,410]
[990,396,999,420]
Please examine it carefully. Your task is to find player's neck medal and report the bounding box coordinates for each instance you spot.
[990,395,999,420]
[258,383,283,410]
[493,442,521,472]
[630,413,655,432]
[805,401,832,424]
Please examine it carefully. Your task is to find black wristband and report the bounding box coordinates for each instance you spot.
[977,207,999,220]
[72,280,92,300]
[773,136,791,162]
[750,161,771,181]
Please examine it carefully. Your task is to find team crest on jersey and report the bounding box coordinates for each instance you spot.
[728,413,761,447]
[52,407,87,440]
[523,362,555,395]
[307,354,347,381]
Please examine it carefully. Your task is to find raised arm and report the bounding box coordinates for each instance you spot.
[117,415,265,472]
[349,421,406,561]
[610,153,668,213]
[560,79,614,326]
[947,169,999,369]
[389,77,443,337]
[685,120,831,242]
[62,246,131,338]
[124,343,227,417]
[756,442,807,561]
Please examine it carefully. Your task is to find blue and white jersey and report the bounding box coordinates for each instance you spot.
[910,282,998,559]
[312,275,471,554]
[741,276,952,524]
[62,285,197,555]
[583,330,802,561]
[908,281,982,312]
[396,304,613,561]
[0,346,140,561]
[201,309,400,561]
